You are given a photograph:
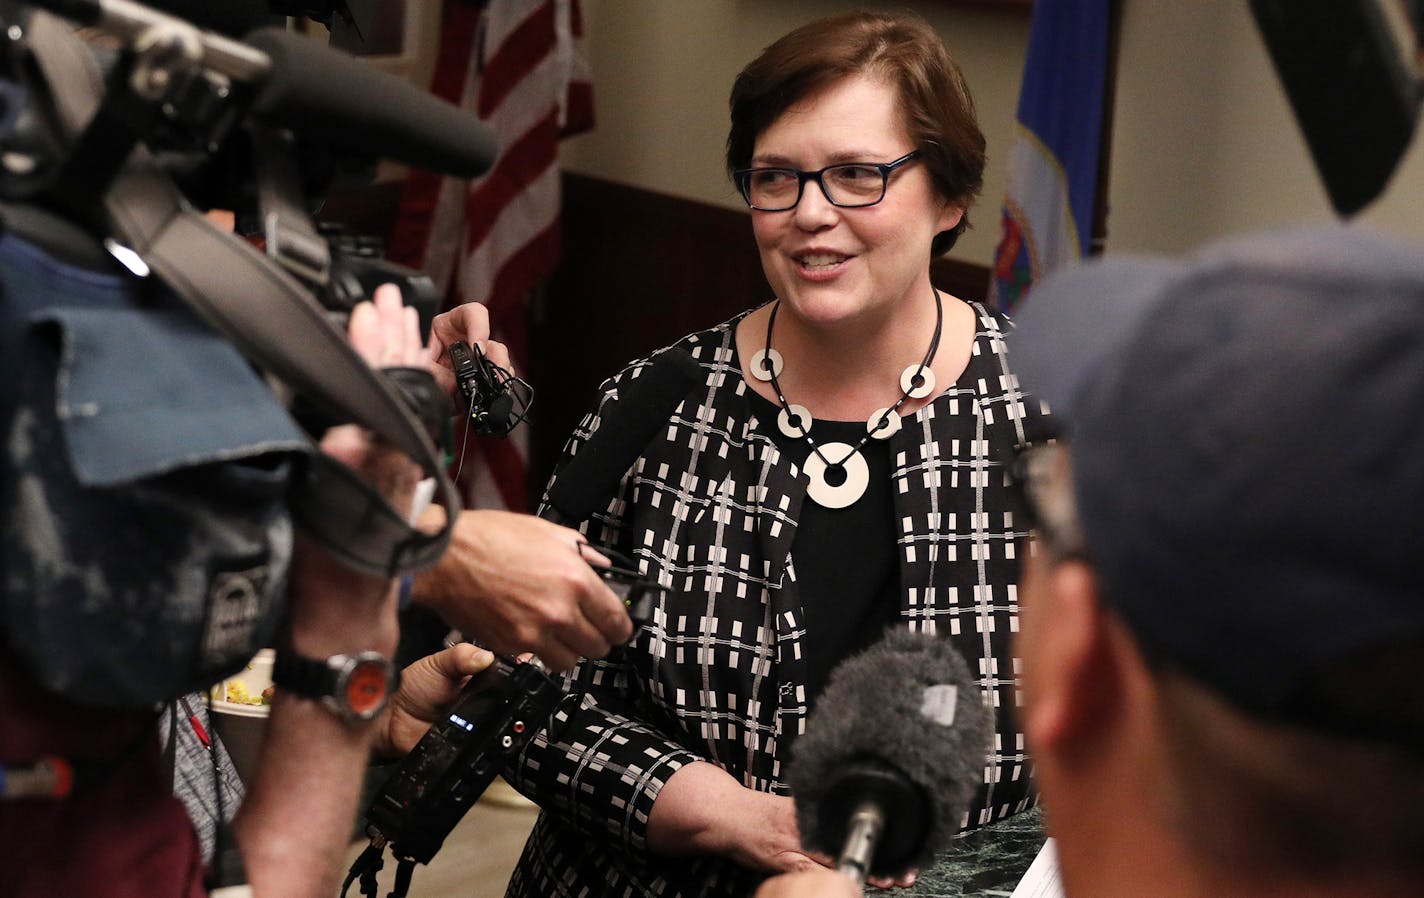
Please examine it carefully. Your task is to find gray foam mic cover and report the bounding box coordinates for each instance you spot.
[789,629,994,874]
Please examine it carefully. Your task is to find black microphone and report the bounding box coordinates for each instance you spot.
[542,348,703,527]
[1249,0,1422,215]
[789,630,994,886]
[245,27,498,179]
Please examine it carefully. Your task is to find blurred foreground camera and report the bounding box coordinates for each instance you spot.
[321,227,438,336]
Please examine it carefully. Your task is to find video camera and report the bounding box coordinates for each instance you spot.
[0,0,503,709]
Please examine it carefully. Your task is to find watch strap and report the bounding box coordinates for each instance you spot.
[272,649,397,724]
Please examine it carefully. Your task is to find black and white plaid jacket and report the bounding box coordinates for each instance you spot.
[507,301,1052,898]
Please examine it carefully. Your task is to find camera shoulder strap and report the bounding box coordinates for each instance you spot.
[24,11,459,577]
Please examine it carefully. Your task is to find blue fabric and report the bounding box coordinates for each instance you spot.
[991,0,1111,311]
[0,233,309,486]
[1,228,304,707]
[1015,0,1111,255]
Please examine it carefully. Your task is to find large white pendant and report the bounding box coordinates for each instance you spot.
[901,364,936,399]
[750,348,784,382]
[803,441,870,509]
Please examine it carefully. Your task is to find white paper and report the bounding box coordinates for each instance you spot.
[1009,839,1063,898]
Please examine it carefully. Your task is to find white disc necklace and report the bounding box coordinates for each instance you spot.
[751,289,943,508]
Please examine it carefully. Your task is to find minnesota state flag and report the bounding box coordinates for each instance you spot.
[991,0,1112,313]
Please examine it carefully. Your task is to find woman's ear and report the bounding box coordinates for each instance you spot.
[935,202,965,235]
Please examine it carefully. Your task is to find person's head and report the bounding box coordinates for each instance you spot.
[725,12,983,327]
[1009,225,1424,897]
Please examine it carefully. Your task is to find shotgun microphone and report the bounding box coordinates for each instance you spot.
[22,0,499,178]
[542,348,702,527]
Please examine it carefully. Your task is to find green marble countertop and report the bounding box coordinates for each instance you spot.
[877,808,1046,898]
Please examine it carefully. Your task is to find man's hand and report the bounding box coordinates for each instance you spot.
[238,283,434,898]
[411,507,633,672]
[756,869,862,898]
[426,301,514,396]
[287,283,429,658]
[377,643,495,757]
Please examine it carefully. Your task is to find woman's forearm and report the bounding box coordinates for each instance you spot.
[646,760,826,875]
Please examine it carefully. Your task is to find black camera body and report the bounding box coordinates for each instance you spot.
[363,655,566,865]
[322,228,438,337]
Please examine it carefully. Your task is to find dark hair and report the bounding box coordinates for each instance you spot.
[726,10,986,255]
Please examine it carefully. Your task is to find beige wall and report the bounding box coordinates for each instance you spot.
[564,0,1424,264]
[1110,0,1424,253]
[562,1,1031,267]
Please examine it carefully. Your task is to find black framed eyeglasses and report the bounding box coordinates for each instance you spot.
[733,150,923,211]
[1006,444,1090,561]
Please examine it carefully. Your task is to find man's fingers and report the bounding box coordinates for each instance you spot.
[577,544,612,567]
[533,642,579,674]
[428,643,494,680]
[552,612,613,664]
[430,301,492,355]
[585,587,635,645]
[483,338,513,373]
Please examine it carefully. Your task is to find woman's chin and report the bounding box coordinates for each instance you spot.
[776,290,877,330]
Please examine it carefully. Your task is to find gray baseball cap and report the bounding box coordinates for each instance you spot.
[1010,224,1424,746]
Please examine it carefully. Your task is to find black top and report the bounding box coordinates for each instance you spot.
[747,390,900,710]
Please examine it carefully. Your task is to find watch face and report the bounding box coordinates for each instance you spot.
[345,659,392,717]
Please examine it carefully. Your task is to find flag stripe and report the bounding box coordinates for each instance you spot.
[463,113,561,252]
[391,0,593,512]
[456,162,562,326]
[386,3,480,270]
[478,3,557,117]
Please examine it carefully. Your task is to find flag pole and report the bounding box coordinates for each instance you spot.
[1088,0,1122,257]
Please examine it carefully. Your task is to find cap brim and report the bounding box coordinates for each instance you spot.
[1008,257,1180,426]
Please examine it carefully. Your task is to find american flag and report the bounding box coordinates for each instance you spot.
[389,0,594,512]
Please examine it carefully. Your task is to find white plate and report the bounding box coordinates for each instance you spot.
[210,648,275,717]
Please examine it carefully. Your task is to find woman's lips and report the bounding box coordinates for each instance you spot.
[793,251,851,280]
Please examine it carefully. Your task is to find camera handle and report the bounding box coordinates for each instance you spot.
[251,123,332,290]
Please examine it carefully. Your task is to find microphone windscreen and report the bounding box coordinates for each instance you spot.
[244,28,499,178]
[543,349,703,527]
[790,629,993,875]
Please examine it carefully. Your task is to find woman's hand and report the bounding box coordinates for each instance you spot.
[647,761,831,874]
[426,300,514,397]
[376,643,495,757]
[718,791,828,874]
[867,869,918,890]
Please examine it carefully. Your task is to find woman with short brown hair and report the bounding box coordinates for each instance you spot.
[502,11,1049,896]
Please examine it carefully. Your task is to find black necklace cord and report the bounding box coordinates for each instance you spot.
[761,287,945,471]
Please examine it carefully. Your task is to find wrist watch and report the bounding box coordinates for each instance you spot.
[272,650,400,724]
